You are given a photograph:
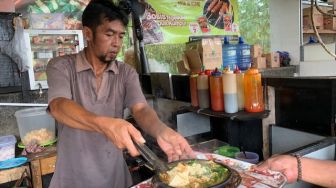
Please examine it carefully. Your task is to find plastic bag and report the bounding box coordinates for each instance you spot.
[2,17,30,72]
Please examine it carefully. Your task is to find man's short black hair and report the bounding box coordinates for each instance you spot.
[82,0,129,32]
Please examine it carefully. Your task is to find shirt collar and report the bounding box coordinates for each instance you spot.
[76,50,119,74]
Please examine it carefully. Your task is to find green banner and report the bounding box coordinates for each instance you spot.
[142,0,240,44]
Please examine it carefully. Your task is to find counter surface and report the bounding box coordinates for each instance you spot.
[287,137,336,156]
[263,75,336,79]
[132,153,287,188]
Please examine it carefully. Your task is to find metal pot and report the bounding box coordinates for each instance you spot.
[151,159,233,188]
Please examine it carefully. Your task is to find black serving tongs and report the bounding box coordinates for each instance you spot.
[133,140,170,172]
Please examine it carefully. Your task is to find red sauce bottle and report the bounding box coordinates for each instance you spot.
[209,70,224,111]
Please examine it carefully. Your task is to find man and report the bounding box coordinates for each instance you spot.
[46,1,194,187]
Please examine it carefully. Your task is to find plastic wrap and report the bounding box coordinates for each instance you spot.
[2,17,30,72]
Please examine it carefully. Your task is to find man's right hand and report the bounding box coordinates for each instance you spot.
[98,117,146,157]
[48,98,146,157]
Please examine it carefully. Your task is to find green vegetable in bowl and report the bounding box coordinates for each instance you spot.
[159,160,230,188]
[216,146,240,158]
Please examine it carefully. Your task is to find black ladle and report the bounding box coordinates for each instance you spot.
[133,140,170,172]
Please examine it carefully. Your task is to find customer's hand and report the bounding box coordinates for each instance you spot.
[253,155,298,183]
[156,127,195,162]
[99,117,145,157]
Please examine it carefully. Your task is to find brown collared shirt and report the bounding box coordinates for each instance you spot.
[47,50,146,188]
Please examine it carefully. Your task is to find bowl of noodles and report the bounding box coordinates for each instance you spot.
[152,159,232,188]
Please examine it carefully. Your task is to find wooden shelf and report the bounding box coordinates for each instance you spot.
[181,106,270,121]
[303,29,336,34]
[302,1,333,7]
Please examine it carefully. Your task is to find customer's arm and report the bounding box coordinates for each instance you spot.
[300,157,336,187]
[254,155,336,187]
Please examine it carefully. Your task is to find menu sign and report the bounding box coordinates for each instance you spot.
[142,0,240,44]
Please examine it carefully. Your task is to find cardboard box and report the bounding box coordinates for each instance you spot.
[264,52,280,68]
[324,10,336,30]
[303,7,330,29]
[252,57,266,69]
[186,38,222,70]
[250,44,262,58]
[176,54,190,74]
[184,49,202,73]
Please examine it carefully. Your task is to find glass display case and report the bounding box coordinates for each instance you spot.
[24,29,84,90]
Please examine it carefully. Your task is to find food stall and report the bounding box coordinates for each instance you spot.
[0,0,335,188]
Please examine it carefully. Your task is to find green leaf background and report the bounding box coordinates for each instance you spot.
[237,0,270,53]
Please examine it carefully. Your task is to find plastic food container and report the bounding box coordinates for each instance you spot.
[0,135,17,162]
[235,151,259,164]
[215,145,240,158]
[191,139,228,153]
[15,107,55,146]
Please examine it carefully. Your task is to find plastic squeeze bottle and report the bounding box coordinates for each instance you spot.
[244,68,264,112]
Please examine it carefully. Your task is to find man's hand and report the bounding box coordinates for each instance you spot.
[130,103,195,162]
[98,117,145,157]
[156,126,195,162]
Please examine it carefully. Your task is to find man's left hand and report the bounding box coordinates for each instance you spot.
[156,127,195,162]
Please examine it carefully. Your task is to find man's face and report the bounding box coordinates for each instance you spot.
[89,19,126,63]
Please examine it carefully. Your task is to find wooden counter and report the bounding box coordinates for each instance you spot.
[0,165,30,184]
[27,146,57,188]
